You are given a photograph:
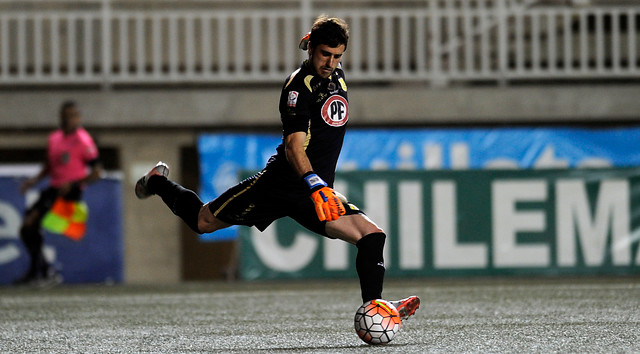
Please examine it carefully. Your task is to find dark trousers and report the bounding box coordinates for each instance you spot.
[19,185,81,280]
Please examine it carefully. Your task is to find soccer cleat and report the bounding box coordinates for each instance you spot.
[36,269,63,289]
[389,295,420,320]
[135,161,169,199]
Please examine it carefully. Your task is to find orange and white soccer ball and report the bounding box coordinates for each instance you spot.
[354,299,401,345]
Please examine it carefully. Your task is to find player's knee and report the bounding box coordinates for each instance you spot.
[19,223,38,240]
[358,232,386,247]
[197,217,209,234]
[197,216,228,234]
[368,225,384,235]
[197,203,230,234]
[21,211,40,230]
[356,218,384,241]
[356,232,386,261]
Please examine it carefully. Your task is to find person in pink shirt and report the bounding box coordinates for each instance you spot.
[15,101,102,286]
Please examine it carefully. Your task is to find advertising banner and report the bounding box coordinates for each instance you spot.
[199,127,640,241]
[0,177,124,285]
[198,134,282,241]
[239,168,640,279]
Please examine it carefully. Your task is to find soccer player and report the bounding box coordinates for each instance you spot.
[135,16,419,319]
[15,101,102,286]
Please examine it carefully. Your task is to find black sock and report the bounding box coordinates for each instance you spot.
[355,232,386,303]
[20,225,44,279]
[148,175,203,233]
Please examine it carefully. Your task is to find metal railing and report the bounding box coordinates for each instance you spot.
[0,0,639,86]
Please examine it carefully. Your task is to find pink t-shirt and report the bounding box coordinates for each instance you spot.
[47,127,98,187]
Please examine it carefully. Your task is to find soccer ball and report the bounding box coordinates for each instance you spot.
[354,299,401,345]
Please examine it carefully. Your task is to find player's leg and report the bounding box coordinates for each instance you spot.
[324,201,420,320]
[135,161,230,234]
[198,202,232,233]
[136,161,271,234]
[325,213,387,302]
[16,188,58,284]
[289,195,387,303]
[17,209,46,282]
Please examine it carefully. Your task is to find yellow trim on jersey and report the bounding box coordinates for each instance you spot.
[339,78,347,91]
[284,68,301,89]
[304,75,314,92]
[303,120,311,150]
[212,172,262,217]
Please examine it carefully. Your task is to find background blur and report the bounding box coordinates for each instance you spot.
[1,0,639,284]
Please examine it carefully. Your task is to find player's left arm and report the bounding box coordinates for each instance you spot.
[74,133,103,187]
[79,133,103,185]
[80,158,103,185]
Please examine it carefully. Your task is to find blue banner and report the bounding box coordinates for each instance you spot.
[0,177,124,285]
[198,134,282,241]
[198,127,640,241]
[338,127,640,170]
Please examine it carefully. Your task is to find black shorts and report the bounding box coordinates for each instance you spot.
[27,185,82,216]
[207,170,364,237]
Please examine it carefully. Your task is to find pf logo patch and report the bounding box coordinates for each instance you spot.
[321,95,349,127]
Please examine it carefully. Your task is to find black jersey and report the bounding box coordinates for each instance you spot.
[267,60,349,189]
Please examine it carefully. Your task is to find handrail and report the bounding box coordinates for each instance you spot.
[0,0,638,87]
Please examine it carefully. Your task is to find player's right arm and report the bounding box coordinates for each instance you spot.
[284,131,345,222]
[284,131,312,177]
[20,160,50,194]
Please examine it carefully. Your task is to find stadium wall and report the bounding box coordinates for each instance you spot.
[1,84,639,284]
[1,85,639,129]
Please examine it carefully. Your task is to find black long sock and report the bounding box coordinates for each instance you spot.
[19,224,45,278]
[148,175,203,233]
[355,232,386,303]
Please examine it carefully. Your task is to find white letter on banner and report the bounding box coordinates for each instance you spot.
[492,180,548,267]
[324,180,349,270]
[424,143,442,169]
[399,181,423,269]
[433,181,487,268]
[451,143,469,170]
[556,180,630,267]
[251,226,317,272]
[0,202,21,265]
[365,181,390,267]
[533,145,569,169]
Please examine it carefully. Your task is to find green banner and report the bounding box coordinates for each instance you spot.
[239,168,640,280]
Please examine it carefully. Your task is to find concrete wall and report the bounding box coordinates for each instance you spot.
[1,85,640,129]
[1,84,639,283]
[101,132,192,284]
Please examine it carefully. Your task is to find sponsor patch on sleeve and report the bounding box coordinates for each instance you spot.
[287,91,299,107]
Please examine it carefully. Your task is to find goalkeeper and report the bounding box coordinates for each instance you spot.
[135,15,419,319]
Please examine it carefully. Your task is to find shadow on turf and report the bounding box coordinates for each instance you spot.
[225,343,411,351]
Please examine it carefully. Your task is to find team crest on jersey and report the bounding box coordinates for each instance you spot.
[287,91,299,107]
[327,82,337,93]
[321,95,349,127]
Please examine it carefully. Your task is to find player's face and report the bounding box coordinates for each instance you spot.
[60,106,80,134]
[309,43,345,78]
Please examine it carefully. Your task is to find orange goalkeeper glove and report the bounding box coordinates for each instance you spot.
[311,186,346,222]
[303,172,346,222]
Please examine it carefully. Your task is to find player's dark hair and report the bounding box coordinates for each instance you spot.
[308,15,349,50]
[59,100,77,116]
